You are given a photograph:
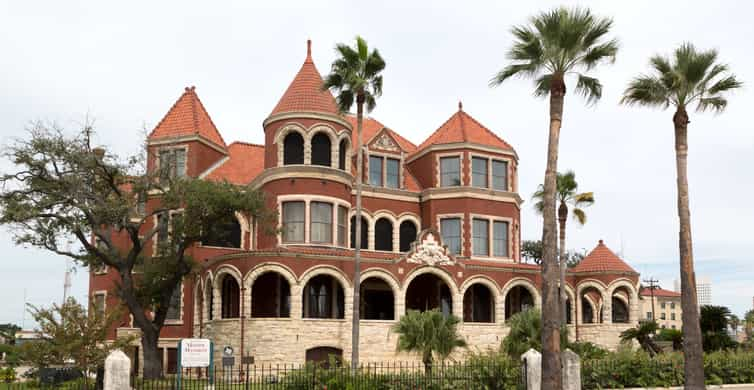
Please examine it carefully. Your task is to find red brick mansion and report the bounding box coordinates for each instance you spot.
[90,41,642,372]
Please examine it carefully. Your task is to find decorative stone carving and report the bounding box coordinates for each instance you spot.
[405,233,454,266]
[372,133,399,152]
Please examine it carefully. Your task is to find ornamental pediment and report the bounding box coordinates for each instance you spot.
[370,130,401,153]
[403,230,455,267]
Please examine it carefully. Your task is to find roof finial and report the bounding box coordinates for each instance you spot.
[458,100,463,111]
[598,239,604,245]
[306,39,312,59]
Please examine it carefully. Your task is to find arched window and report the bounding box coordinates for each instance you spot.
[360,277,394,320]
[504,285,534,320]
[463,283,494,323]
[251,272,291,318]
[203,216,242,248]
[374,218,393,251]
[338,139,348,170]
[399,220,418,252]
[220,275,240,319]
[580,287,603,324]
[311,133,331,167]
[205,280,214,321]
[612,297,629,323]
[405,273,452,317]
[303,275,345,319]
[283,132,304,165]
[350,216,368,249]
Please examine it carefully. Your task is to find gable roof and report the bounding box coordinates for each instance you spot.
[269,40,340,117]
[204,142,265,185]
[570,240,638,274]
[149,86,227,149]
[414,102,514,153]
[640,287,681,298]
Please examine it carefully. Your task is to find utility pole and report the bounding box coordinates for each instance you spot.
[643,278,659,321]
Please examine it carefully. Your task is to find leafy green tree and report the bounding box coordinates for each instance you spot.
[23,298,133,389]
[521,239,543,264]
[621,43,742,388]
[501,308,568,359]
[323,35,385,369]
[0,125,275,378]
[490,8,618,387]
[744,309,754,342]
[620,321,662,356]
[0,324,20,345]
[533,170,594,323]
[656,328,684,351]
[729,313,741,338]
[393,310,466,373]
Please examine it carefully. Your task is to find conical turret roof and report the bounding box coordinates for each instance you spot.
[570,240,638,274]
[149,86,227,149]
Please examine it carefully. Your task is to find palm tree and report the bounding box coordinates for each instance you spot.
[533,171,594,324]
[490,9,618,387]
[621,43,741,388]
[323,36,385,369]
[393,310,466,373]
[620,320,662,356]
[322,36,385,369]
[501,308,569,359]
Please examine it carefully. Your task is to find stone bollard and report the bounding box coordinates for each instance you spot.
[104,350,131,390]
[521,348,542,390]
[561,349,581,390]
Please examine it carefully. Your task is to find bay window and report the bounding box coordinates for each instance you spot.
[493,221,509,257]
[472,219,489,256]
[440,218,461,255]
[440,156,461,186]
[310,202,333,244]
[282,201,305,243]
[472,157,488,187]
[491,160,508,191]
[337,206,348,246]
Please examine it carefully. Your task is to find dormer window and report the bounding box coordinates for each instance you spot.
[440,156,461,187]
[159,149,187,180]
[369,155,400,188]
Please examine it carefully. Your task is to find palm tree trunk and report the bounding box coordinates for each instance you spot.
[350,95,365,370]
[558,202,568,327]
[541,77,564,390]
[673,106,704,389]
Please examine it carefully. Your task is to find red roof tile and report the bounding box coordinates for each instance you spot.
[204,142,264,184]
[269,40,340,117]
[345,115,417,153]
[149,86,227,149]
[570,240,638,274]
[414,103,514,153]
[640,287,681,298]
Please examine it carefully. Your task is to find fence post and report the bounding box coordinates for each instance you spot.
[521,349,541,390]
[104,350,131,390]
[561,349,581,390]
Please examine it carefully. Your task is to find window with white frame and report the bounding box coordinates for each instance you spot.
[282,201,305,243]
[440,156,461,187]
[471,156,508,191]
[337,206,348,246]
[440,218,462,255]
[93,293,106,315]
[493,221,509,257]
[369,156,400,189]
[472,219,489,256]
[310,202,333,244]
[159,148,187,180]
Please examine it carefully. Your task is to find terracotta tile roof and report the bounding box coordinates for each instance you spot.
[414,103,514,153]
[345,115,417,153]
[570,240,638,274]
[204,142,264,184]
[640,287,681,298]
[269,40,340,117]
[149,86,227,149]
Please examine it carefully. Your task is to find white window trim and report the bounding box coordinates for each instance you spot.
[371,211,399,253]
[92,290,107,314]
[277,195,351,248]
[156,145,189,180]
[469,152,513,192]
[276,122,349,170]
[469,213,514,262]
[197,211,249,251]
[366,152,403,190]
[436,152,464,188]
[396,213,421,252]
[165,282,184,325]
[436,213,465,256]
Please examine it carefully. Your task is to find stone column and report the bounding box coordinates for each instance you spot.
[521,348,541,390]
[104,350,131,390]
[561,349,581,390]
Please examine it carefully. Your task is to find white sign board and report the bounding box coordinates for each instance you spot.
[180,339,211,368]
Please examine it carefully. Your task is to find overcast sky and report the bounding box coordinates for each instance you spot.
[1,0,752,326]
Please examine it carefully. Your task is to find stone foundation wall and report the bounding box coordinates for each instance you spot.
[577,323,633,350]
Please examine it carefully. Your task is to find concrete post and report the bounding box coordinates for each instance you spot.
[521,348,541,390]
[561,348,581,390]
[104,349,131,390]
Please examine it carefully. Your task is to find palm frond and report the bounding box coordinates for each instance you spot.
[581,39,619,70]
[573,191,595,206]
[707,75,743,95]
[323,36,385,113]
[696,96,728,113]
[533,73,553,97]
[620,75,670,108]
[572,208,587,225]
[490,63,539,87]
[356,36,368,61]
[581,17,613,49]
[574,73,603,105]
[676,43,718,85]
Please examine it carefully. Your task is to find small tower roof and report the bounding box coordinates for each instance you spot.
[570,240,638,274]
[414,103,514,153]
[269,40,340,117]
[149,86,227,149]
